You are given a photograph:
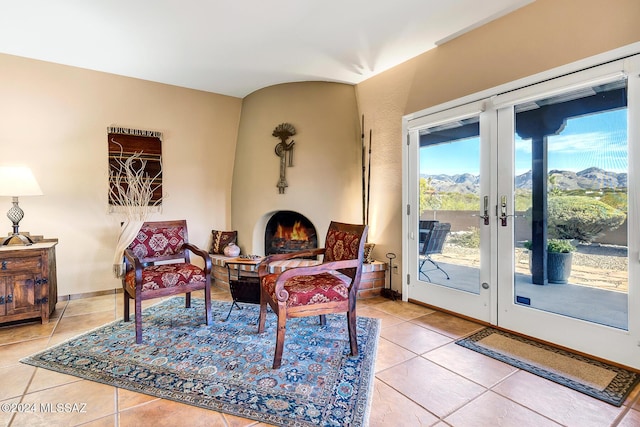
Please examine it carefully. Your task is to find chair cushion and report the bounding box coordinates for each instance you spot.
[261,272,349,307]
[130,225,186,258]
[324,229,362,262]
[125,263,206,292]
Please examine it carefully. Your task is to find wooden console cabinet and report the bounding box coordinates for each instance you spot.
[0,240,58,324]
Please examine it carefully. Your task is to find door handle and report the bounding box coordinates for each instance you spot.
[500,196,507,226]
[472,196,490,225]
[483,196,490,225]
[500,195,520,226]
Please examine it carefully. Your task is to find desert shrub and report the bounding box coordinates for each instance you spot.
[599,191,628,212]
[447,227,480,248]
[531,196,626,243]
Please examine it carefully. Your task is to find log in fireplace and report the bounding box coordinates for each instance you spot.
[265,211,317,255]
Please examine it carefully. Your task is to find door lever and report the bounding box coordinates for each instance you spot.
[500,195,520,226]
[472,196,490,225]
[500,196,508,226]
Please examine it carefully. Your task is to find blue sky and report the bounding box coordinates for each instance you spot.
[420,109,628,176]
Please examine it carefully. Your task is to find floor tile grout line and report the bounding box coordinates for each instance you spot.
[373,343,422,375]
[486,367,624,426]
[374,372,442,422]
[0,304,66,427]
[610,386,640,426]
[427,359,567,427]
[406,318,484,341]
[375,323,459,371]
[385,317,461,342]
[438,388,493,425]
[474,387,565,427]
[0,300,70,415]
[368,306,437,322]
[44,301,68,347]
[10,355,41,427]
[401,344,568,425]
[7,292,637,426]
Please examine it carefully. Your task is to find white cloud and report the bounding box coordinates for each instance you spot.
[515,130,627,173]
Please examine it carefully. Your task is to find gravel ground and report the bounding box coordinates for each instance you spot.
[442,243,628,271]
[572,251,627,271]
[439,245,629,292]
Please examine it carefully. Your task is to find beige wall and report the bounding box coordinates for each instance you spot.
[0,54,242,296]
[2,0,639,298]
[231,82,361,254]
[355,0,640,290]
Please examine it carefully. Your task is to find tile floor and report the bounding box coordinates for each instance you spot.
[1,286,639,427]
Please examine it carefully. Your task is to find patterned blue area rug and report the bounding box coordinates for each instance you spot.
[21,298,380,426]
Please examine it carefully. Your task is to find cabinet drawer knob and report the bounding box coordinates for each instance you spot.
[1,261,6,270]
[0,296,4,305]
[6,294,12,303]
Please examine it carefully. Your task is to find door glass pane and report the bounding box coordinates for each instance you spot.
[418,117,481,294]
[513,80,628,329]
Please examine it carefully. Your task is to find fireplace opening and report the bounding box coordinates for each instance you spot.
[265,211,317,256]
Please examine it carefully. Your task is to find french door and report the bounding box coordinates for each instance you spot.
[404,53,640,369]
[405,101,495,323]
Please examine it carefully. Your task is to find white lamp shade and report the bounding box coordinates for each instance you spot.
[0,166,43,196]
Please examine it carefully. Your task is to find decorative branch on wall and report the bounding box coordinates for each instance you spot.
[107,127,163,218]
[362,122,375,262]
[361,116,373,227]
[272,123,296,194]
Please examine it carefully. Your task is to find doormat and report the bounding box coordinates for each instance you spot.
[455,327,639,406]
[21,297,380,426]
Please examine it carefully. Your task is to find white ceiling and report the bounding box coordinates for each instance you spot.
[0,0,533,98]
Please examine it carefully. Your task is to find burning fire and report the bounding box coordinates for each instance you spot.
[274,221,310,241]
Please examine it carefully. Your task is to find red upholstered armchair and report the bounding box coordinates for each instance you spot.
[122,220,212,343]
[257,221,368,369]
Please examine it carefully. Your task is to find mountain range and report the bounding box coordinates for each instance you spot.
[421,167,627,194]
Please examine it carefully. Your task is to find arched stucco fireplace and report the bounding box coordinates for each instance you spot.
[264,210,317,255]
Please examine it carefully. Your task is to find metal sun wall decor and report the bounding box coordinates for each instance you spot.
[272,123,296,194]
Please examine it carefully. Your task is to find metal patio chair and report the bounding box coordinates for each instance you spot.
[419,222,451,281]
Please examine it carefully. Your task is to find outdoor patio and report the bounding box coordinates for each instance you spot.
[422,244,628,330]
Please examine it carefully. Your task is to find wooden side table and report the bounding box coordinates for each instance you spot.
[0,240,58,325]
